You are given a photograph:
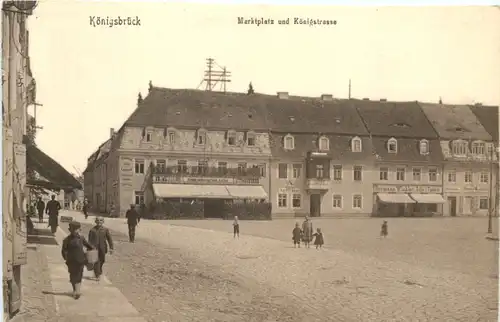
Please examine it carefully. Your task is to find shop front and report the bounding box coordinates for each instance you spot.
[373,184,445,217]
[444,186,491,217]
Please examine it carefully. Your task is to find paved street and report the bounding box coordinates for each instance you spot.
[57,212,498,321]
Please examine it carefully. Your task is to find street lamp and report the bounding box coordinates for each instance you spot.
[487,146,500,234]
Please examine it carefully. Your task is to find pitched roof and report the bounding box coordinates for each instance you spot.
[83,138,111,174]
[352,100,438,138]
[419,103,492,141]
[372,138,443,163]
[125,87,368,135]
[469,105,499,141]
[26,144,82,190]
[270,133,374,161]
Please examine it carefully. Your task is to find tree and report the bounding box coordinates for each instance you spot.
[247,82,254,95]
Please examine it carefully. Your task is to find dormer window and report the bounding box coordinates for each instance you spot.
[387,138,398,153]
[471,141,485,155]
[196,129,207,145]
[419,139,429,155]
[284,134,295,150]
[246,131,256,146]
[452,140,468,156]
[351,136,362,152]
[318,136,329,151]
[226,130,237,146]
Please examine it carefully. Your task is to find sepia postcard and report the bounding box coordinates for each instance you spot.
[2,2,499,321]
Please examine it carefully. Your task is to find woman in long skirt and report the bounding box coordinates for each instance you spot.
[301,216,313,248]
[61,221,93,299]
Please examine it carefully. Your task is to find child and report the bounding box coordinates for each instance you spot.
[292,222,302,248]
[312,228,324,250]
[380,220,388,238]
[61,221,93,299]
[233,216,240,239]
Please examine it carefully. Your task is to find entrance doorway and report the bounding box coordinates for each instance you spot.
[310,194,321,217]
[204,199,226,219]
[447,197,457,217]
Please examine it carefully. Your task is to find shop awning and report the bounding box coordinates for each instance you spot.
[152,184,231,199]
[377,193,416,204]
[410,194,446,204]
[226,185,268,199]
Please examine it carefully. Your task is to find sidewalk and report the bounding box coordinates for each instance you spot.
[35,212,146,322]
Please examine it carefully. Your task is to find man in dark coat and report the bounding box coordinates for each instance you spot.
[36,197,45,223]
[82,198,89,219]
[88,217,114,281]
[126,204,141,243]
[46,195,61,234]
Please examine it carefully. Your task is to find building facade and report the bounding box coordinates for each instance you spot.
[353,100,445,217]
[420,103,498,217]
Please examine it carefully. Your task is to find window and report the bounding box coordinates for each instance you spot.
[292,194,301,208]
[387,138,398,153]
[333,195,342,209]
[227,131,236,146]
[156,159,166,171]
[352,137,362,152]
[197,130,206,145]
[316,164,324,178]
[319,136,329,151]
[284,134,294,150]
[448,170,456,183]
[134,159,145,174]
[352,195,362,209]
[396,167,405,181]
[452,140,467,156]
[177,160,187,174]
[379,167,388,181]
[278,163,288,179]
[428,168,438,182]
[134,191,144,205]
[479,197,489,210]
[412,168,421,181]
[163,128,168,138]
[465,171,472,183]
[333,165,343,181]
[278,194,287,208]
[480,172,489,183]
[292,164,302,179]
[419,139,429,154]
[472,141,485,155]
[247,132,256,146]
[197,160,208,174]
[258,164,266,177]
[218,161,227,174]
[168,131,176,144]
[353,166,362,181]
[237,163,247,175]
[146,132,152,142]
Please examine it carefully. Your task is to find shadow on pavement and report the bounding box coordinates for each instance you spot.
[27,227,59,246]
[42,290,74,298]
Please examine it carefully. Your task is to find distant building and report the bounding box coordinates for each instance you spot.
[353,100,445,217]
[419,103,497,217]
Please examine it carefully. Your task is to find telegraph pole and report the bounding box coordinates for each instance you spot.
[201,58,231,92]
[32,102,44,130]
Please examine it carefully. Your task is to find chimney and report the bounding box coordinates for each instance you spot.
[362,98,369,101]
[380,98,387,102]
[277,92,289,99]
[321,94,333,101]
[110,128,115,138]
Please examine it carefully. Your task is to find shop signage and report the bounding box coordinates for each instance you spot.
[120,158,133,172]
[279,187,301,193]
[373,184,442,194]
[155,176,231,185]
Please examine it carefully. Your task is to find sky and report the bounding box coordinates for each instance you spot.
[27,3,500,173]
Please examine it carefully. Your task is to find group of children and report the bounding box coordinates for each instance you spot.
[292,223,324,249]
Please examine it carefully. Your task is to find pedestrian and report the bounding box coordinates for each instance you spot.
[126,204,140,243]
[380,220,388,238]
[88,217,114,282]
[292,222,302,248]
[82,198,89,219]
[36,197,45,223]
[301,216,313,249]
[61,221,93,299]
[46,195,61,234]
[233,215,240,239]
[312,228,324,250]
